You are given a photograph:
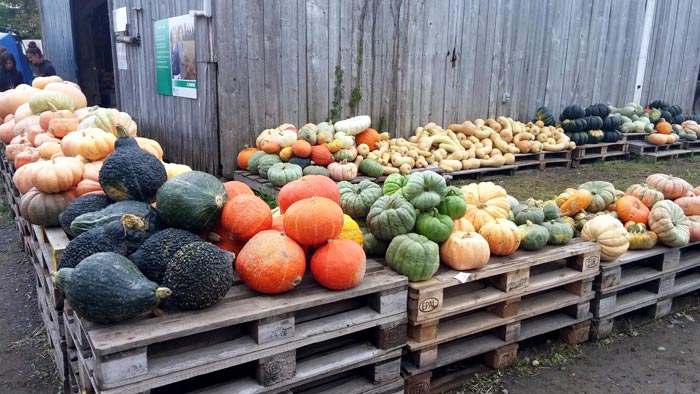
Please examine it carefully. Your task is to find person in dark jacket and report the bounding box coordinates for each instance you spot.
[0,52,25,91]
[25,41,56,77]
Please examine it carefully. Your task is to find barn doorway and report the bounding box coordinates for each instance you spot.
[73,0,115,107]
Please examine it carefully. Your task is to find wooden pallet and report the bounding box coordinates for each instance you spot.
[571,141,627,160]
[619,132,647,142]
[627,141,684,155]
[31,226,66,311]
[36,280,70,393]
[681,140,700,151]
[233,165,444,197]
[513,158,572,171]
[591,242,700,339]
[637,149,694,162]
[64,261,407,394]
[514,149,572,163]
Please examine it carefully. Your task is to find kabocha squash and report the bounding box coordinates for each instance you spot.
[461,182,510,231]
[615,195,650,225]
[338,180,383,219]
[645,174,691,200]
[627,224,658,250]
[58,194,114,238]
[386,233,439,281]
[541,219,574,245]
[221,195,273,241]
[99,126,166,202]
[415,208,454,243]
[291,139,312,158]
[311,239,366,290]
[156,171,227,233]
[284,197,344,246]
[70,201,159,236]
[366,195,417,241]
[257,154,282,178]
[246,150,266,174]
[437,186,467,220]
[579,181,616,213]
[440,231,490,270]
[360,226,388,256]
[518,221,550,250]
[59,214,158,269]
[359,159,384,178]
[479,218,521,256]
[383,173,407,196]
[580,215,629,261]
[402,171,447,210]
[236,230,306,294]
[277,175,341,213]
[54,253,171,324]
[648,200,690,247]
[20,188,76,227]
[558,189,592,217]
[625,183,664,209]
[267,163,303,187]
[128,228,203,283]
[355,128,380,149]
[513,206,545,225]
[162,242,234,310]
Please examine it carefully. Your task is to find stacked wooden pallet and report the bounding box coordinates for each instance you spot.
[63,260,407,394]
[627,141,691,162]
[681,140,700,153]
[571,142,628,168]
[591,242,700,339]
[402,240,601,394]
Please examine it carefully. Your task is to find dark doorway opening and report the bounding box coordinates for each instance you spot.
[73,0,115,107]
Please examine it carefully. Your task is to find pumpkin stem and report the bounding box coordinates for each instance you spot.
[48,103,57,112]
[115,124,130,138]
[155,287,172,299]
[290,276,302,288]
[206,232,222,243]
[121,213,148,232]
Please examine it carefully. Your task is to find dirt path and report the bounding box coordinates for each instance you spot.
[0,199,58,393]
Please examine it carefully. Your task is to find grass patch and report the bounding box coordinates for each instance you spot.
[255,191,278,209]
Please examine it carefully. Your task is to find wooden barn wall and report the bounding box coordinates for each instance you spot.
[37,0,78,82]
[109,0,219,175]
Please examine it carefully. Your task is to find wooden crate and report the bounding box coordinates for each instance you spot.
[571,141,628,160]
[63,261,407,394]
[31,226,66,311]
[36,280,70,393]
[627,141,684,156]
[591,242,700,339]
[619,132,647,142]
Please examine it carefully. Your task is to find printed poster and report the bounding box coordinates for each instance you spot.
[154,15,197,99]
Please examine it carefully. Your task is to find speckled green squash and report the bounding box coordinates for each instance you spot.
[513,206,545,225]
[366,195,417,241]
[339,180,384,219]
[385,233,439,281]
[541,219,574,245]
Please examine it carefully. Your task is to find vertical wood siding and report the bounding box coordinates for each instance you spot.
[37,0,78,82]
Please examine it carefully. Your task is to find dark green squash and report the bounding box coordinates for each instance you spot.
[156,171,228,232]
[415,208,454,243]
[518,221,550,250]
[58,214,158,269]
[535,107,556,126]
[366,195,417,241]
[602,129,621,143]
[567,131,589,146]
[560,104,585,120]
[359,159,384,178]
[583,116,603,130]
[128,228,202,283]
[587,130,604,144]
[513,206,545,225]
[648,100,670,110]
[339,180,384,219]
[246,151,266,174]
[602,116,621,130]
[385,233,439,282]
[70,200,159,236]
[585,103,609,118]
[58,194,114,238]
[542,219,574,245]
[289,157,312,169]
[99,125,167,203]
[55,252,171,324]
[162,242,234,310]
[542,202,561,221]
[360,226,388,256]
[437,186,467,220]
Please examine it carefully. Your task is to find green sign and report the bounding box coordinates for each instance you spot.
[154,15,197,99]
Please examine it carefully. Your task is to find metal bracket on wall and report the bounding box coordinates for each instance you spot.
[189,0,212,17]
[115,6,142,46]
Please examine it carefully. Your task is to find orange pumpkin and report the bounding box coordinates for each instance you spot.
[61,129,116,160]
[284,197,344,246]
[291,139,312,158]
[221,194,273,241]
[656,121,672,134]
[271,214,285,232]
[201,222,246,256]
[261,140,281,154]
[0,119,15,143]
[39,109,74,131]
[236,230,306,294]
[5,136,32,160]
[478,218,521,256]
[48,117,79,138]
[37,141,63,160]
[646,133,667,145]
[461,182,511,231]
[310,145,334,166]
[82,161,103,181]
[277,175,341,213]
[14,149,35,168]
[33,133,61,147]
[688,216,700,241]
[236,147,258,170]
[12,162,41,194]
[75,179,103,196]
[25,124,44,146]
[440,231,491,270]
[31,157,84,193]
[135,137,164,160]
[223,181,255,199]
[453,218,476,232]
[310,239,366,290]
[646,174,691,200]
[674,196,700,216]
[558,189,593,217]
[354,128,380,149]
[615,195,650,225]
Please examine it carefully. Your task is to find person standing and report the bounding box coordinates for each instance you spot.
[25,41,56,77]
[0,52,25,91]
[176,26,189,79]
[171,30,181,79]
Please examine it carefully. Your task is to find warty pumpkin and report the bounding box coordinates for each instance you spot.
[311,239,366,291]
[236,230,306,294]
[440,231,490,270]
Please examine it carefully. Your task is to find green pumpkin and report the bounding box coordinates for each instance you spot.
[579,181,616,213]
[383,173,407,196]
[514,206,545,225]
[29,90,75,114]
[507,195,520,211]
[359,159,384,178]
[561,104,585,120]
[366,195,417,241]
[602,129,621,142]
[302,165,330,177]
[385,233,439,282]
[99,126,167,203]
[518,221,550,250]
[402,171,447,210]
[360,226,388,256]
[437,186,467,220]
[298,126,317,145]
[587,130,604,144]
[541,219,574,245]
[289,157,312,169]
[583,116,604,130]
[542,203,561,221]
[585,103,609,118]
[567,131,589,146]
[267,163,303,187]
[55,252,171,324]
[535,107,556,126]
[602,116,621,130]
[334,149,356,162]
[338,180,384,219]
[246,151,266,174]
[156,171,228,233]
[415,208,454,243]
[257,154,282,178]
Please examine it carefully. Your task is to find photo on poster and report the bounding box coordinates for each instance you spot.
[154,14,197,99]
